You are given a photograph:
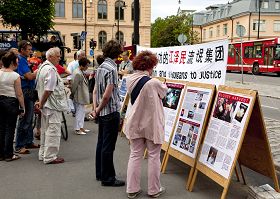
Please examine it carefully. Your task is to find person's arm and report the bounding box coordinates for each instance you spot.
[39,91,52,109]
[71,72,80,95]
[95,84,114,115]
[14,77,25,112]
[23,71,37,80]
[90,85,98,118]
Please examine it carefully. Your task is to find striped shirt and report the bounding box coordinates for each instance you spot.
[95,57,120,116]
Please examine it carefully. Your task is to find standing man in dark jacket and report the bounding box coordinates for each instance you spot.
[91,40,125,187]
[15,40,39,154]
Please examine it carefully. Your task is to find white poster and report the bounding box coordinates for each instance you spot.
[137,40,228,86]
[162,82,185,143]
[170,87,212,158]
[198,91,253,179]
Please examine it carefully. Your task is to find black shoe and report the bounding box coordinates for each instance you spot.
[101,179,125,187]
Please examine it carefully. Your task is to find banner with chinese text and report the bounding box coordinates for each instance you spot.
[137,40,228,85]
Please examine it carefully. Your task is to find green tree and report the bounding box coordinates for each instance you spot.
[151,14,199,47]
[0,0,55,39]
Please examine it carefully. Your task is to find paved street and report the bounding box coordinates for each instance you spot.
[1,73,280,199]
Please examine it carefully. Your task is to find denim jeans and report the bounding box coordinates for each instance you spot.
[15,93,35,150]
[0,96,19,159]
[96,112,120,182]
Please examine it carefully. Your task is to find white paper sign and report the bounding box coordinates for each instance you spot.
[199,91,252,179]
[170,87,212,158]
[137,40,228,86]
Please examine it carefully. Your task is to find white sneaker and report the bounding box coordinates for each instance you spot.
[81,129,90,133]
[149,187,166,198]
[75,130,86,135]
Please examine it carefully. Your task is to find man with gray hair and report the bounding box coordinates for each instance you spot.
[67,50,86,81]
[35,47,68,164]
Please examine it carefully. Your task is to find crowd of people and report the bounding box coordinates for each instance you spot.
[0,39,168,198]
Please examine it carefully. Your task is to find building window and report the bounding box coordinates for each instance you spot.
[115,1,125,20]
[223,24,228,36]
[203,29,206,39]
[72,34,82,50]
[274,21,280,32]
[276,0,280,9]
[253,20,266,31]
[261,0,269,9]
[73,0,83,18]
[115,31,124,44]
[98,31,107,50]
[209,27,213,38]
[131,1,140,21]
[55,0,65,17]
[216,25,220,37]
[98,0,107,19]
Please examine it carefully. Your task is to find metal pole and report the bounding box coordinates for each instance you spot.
[84,0,87,54]
[257,0,261,39]
[241,36,244,84]
[117,0,120,43]
[133,0,140,45]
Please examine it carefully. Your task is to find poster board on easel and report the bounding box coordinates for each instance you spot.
[160,82,215,189]
[161,79,186,152]
[188,85,279,199]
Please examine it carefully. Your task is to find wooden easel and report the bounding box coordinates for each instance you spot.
[189,86,279,199]
[160,82,215,190]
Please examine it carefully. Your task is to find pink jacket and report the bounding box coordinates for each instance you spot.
[124,71,168,144]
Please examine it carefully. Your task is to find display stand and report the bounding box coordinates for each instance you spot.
[161,82,215,190]
[189,85,279,199]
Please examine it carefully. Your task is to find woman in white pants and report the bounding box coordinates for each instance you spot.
[71,57,91,135]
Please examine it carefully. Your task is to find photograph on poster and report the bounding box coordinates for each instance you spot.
[213,97,237,123]
[206,146,218,165]
[163,87,182,110]
[234,103,248,123]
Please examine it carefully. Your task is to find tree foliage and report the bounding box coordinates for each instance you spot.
[0,0,55,39]
[151,14,199,47]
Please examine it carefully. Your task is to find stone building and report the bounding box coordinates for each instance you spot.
[190,0,280,43]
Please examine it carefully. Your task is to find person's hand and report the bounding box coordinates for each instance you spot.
[19,109,25,118]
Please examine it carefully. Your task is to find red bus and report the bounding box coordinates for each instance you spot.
[227,37,280,75]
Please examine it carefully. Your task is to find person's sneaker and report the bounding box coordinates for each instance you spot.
[127,190,142,199]
[75,130,86,135]
[80,128,90,133]
[149,187,166,198]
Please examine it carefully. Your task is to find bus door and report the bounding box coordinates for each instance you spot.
[264,47,274,71]
[235,47,241,65]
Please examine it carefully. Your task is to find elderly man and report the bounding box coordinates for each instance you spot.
[36,47,68,164]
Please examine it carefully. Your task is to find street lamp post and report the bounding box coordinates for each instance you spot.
[112,23,116,39]
[257,0,261,39]
[117,0,125,43]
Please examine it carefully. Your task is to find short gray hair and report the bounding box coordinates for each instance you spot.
[77,50,85,57]
[46,47,61,59]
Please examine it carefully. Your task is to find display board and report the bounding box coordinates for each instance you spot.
[161,80,186,151]
[189,85,279,199]
[161,82,215,189]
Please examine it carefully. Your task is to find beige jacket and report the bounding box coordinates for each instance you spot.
[71,68,90,105]
[124,71,168,144]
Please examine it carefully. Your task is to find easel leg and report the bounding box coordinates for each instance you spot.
[238,162,246,185]
[161,153,169,173]
[221,187,229,199]
[188,169,198,192]
[234,166,240,182]
[186,167,195,190]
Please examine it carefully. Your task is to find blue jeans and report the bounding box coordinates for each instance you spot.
[15,94,35,150]
[96,112,120,182]
[0,96,19,159]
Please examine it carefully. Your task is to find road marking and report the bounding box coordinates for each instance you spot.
[261,105,279,110]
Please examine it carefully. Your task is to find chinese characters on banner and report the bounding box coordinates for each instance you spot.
[137,40,228,85]
[162,82,185,142]
[198,91,252,179]
[170,87,212,158]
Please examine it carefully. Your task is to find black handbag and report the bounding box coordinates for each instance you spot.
[23,88,38,102]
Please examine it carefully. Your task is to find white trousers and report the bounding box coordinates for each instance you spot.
[39,110,62,164]
[74,102,85,130]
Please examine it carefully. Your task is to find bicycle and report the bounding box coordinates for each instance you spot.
[32,111,68,141]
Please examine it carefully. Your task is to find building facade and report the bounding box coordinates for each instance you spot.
[191,0,280,43]
[0,0,151,62]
